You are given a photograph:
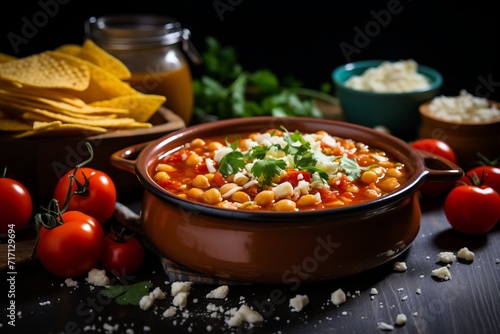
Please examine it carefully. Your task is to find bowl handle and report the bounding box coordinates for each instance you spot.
[416,149,464,182]
[110,141,150,174]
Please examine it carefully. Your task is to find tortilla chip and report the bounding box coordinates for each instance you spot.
[79,39,131,80]
[90,93,166,122]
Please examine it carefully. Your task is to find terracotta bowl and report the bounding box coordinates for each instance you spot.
[111,117,463,284]
[419,101,500,168]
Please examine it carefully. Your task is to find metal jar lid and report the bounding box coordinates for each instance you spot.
[84,14,200,63]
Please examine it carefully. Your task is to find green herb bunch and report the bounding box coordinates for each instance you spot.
[192,37,337,123]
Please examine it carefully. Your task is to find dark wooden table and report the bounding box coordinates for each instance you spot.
[2,191,499,334]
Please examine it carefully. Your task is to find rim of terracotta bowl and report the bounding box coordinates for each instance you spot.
[134,116,428,222]
[419,100,500,126]
[332,59,443,96]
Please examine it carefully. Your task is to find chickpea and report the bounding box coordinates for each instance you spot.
[378,177,400,192]
[296,194,317,207]
[154,171,170,183]
[231,191,251,203]
[192,175,210,188]
[364,188,380,199]
[186,152,201,166]
[360,170,378,184]
[240,201,260,210]
[188,188,205,199]
[207,141,223,151]
[156,163,177,172]
[386,167,403,178]
[202,188,222,204]
[217,201,239,210]
[254,190,275,207]
[190,138,205,148]
[273,199,297,212]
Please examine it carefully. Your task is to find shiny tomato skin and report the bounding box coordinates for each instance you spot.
[411,139,458,196]
[0,177,33,234]
[444,185,500,235]
[462,166,500,194]
[101,233,145,276]
[37,211,105,277]
[53,167,117,224]
[411,139,457,164]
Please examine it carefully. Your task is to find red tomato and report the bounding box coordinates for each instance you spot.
[0,176,33,234]
[411,139,458,196]
[411,139,457,163]
[53,167,117,224]
[101,231,145,276]
[36,211,105,277]
[444,185,500,235]
[461,166,500,194]
[281,170,311,187]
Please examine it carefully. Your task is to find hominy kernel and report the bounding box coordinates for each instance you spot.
[296,194,317,207]
[361,170,378,184]
[378,177,400,191]
[273,199,297,212]
[386,167,403,178]
[231,191,251,203]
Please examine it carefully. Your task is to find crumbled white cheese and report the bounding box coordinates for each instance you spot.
[457,247,475,261]
[139,294,155,311]
[86,269,110,286]
[377,321,395,331]
[427,89,500,122]
[331,288,347,306]
[172,291,189,308]
[152,287,166,300]
[370,288,378,295]
[103,323,119,332]
[393,261,407,272]
[437,252,456,264]
[163,306,177,318]
[289,294,309,312]
[205,285,229,299]
[395,313,407,326]
[345,59,430,93]
[431,266,452,281]
[226,304,263,327]
[171,281,193,296]
[64,278,78,287]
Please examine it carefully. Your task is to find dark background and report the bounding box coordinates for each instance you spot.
[1,0,499,100]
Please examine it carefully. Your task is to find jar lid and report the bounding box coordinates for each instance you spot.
[84,14,200,63]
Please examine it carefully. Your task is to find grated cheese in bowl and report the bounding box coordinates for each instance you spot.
[427,90,500,122]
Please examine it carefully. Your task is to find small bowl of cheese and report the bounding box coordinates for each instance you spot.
[419,90,500,167]
[332,59,443,141]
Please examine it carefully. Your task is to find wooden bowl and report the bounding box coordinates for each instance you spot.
[418,101,500,168]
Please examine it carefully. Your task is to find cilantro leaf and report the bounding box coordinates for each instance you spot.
[218,150,245,176]
[100,281,153,305]
[339,157,361,180]
[251,158,287,186]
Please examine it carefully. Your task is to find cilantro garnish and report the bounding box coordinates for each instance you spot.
[338,157,361,179]
[251,158,287,186]
[218,150,245,176]
[100,281,153,305]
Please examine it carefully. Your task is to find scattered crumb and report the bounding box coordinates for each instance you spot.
[139,294,155,311]
[437,252,456,264]
[370,288,378,295]
[457,247,475,261]
[393,261,407,272]
[171,281,193,296]
[86,269,110,286]
[163,306,177,318]
[64,278,78,287]
[431,266,452,281]
[289,294,309,312]
[225,304,263,327]
[377,321,394,331]
[206,285,229,299]
[395,313,407,326]
[331,289,347,306]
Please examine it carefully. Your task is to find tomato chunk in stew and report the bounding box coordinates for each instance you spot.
[152,128,409,212]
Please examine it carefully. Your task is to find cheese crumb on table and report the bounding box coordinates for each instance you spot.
[437,252,456,264]
[86,269,110,286]
[393,261,407,272]
[171,281,193,296]
[206,285,229,299]
[431,266,452,281]
[457,247,475,261]
[226,304,263,327]
[163,306,177,318]
[395,313,407,326]
[289,294,309,312]
[377,321,395,331]
[139,294,155,311]
[331,288,347,306]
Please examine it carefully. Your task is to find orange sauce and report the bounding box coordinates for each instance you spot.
[126,64,193,124]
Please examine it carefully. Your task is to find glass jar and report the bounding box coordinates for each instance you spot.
[84,14,200,125]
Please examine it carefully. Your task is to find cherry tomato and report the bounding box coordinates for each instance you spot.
[0,175,33,234]
[36,211,105,277]
[461,166,500,194]
[411,139,458,197]
[53,167,117,224]
[444,185,500,235]
[101,231,145,276]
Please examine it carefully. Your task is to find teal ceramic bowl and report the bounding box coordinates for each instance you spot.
[332,60,443,141]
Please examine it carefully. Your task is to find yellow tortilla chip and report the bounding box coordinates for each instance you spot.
[14,121,108,138]
[79,39,131,80]
[54,44,84,57]
[0,53,16,63]
[90,93,166,122]
[0,116,32,131]
[0,51,90,91]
